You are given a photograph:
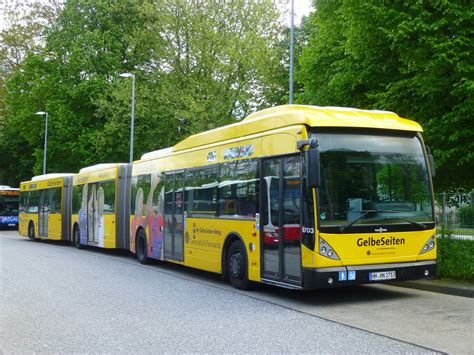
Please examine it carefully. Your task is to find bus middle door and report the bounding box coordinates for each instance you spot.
[163,172,184,262]
[38,189,49,237]
[261,156,302,287]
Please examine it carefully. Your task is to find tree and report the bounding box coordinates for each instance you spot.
[0,0,62,185]
[299,0,474,190]
[1,0,285,185]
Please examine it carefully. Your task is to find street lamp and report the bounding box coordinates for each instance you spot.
[289,0,294,104]
[119,72,135,163]
[35,111,48,175]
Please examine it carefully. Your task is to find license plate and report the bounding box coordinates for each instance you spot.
[369,271,396,281]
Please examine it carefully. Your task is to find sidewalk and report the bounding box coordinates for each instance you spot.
[391,279,474,298]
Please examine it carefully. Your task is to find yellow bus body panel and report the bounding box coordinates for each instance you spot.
[19,213,38,237]
[72,164,122,249]
[19,177,67,240]
[103,214,116,248]
[20,178,64,191]
[311,229,437,268]
[46,213,62,240]
[183,218,260,281]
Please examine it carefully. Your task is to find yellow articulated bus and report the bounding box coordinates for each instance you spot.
[130,105,436,290]
[19,174,74,241]
[71,164,131,249]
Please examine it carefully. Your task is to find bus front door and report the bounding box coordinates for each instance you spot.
[38,190,49,237]
[164,172,184,261]
[261,156,302,287]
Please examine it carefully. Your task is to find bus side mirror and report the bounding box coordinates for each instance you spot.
[426,145,435,177]
[305,149,321,188]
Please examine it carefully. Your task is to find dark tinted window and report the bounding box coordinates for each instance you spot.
[27,191,39,213]
[72,185,83,214]
[131,175,150,216]
[49,188,62,213]
[185,167,218,217]
[218,159,258,219]
[98,180,116,213]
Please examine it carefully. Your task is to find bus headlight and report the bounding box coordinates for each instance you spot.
[419,235,436,254]
[319,237,340,260]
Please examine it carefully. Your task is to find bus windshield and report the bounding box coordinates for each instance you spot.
[312,131,434,232]
[0,194,19,215]
[0,189,20,227]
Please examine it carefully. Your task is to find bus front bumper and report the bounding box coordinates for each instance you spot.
[302,260,436,290]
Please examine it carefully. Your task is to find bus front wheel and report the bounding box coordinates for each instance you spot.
[136,229,149,264]
[227,240,252,290]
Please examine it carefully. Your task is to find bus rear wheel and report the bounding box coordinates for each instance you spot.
[136,229,149,264]
[28,222,38,242]
[227,240,252,290]
[73,226,84,249]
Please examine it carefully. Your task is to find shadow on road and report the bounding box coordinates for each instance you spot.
[11,232,416,306]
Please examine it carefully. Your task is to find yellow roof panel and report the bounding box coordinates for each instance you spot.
[173,105,422,152]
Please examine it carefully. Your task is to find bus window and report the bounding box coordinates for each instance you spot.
[185,167,217,217]
[19,193,26,213]
[218,159,258,219]
[27,191,39,213]
[72,185,83,214]
[152,173,165,216]
[131,175,150,216]
[48,188,62,213]
[98,180,116,213]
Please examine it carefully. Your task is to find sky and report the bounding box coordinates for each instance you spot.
[0,0,315,31]
[280,0,314,25]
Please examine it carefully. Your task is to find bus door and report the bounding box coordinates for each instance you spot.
[164,172,184,261]
[87,184,98,243]
[38,190,49,237]
[261,156,302,286]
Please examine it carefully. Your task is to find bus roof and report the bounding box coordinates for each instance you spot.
[79,163,123,173]
[31,173,75,181]
[172,105,422,152]
[0,185,19,191]
[141,148,173,161]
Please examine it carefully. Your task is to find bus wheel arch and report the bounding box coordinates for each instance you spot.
[222,233,252,290]
[135,227,149,264]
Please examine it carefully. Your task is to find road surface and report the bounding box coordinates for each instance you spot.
[1,231,472,353]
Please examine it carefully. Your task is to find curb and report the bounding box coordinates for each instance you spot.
[391,280,474,298]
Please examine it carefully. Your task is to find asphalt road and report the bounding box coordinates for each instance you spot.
[1,230,472,353]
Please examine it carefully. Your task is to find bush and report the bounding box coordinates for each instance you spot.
[437,237,474,282]
[458,205,474,227]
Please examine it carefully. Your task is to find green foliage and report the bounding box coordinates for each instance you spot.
[437,237,474,282]
[299,0,474,190]
[458,205,474,228]
[1,0,283,184]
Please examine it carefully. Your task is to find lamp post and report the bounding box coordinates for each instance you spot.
[289,0,294,104]
[35,111,48,175]
[119,73,135,163]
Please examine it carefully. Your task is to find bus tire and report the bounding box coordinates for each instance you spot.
[28,222,38,242]
[73,226,84,249]
[227,240,252,290]
[136,229,149,264]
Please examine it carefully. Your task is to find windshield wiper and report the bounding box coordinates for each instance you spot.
[339,209,392,232]
[339,209,417,232]
[370,216,428,230]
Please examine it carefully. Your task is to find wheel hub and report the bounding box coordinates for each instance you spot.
[230,253,241,278]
